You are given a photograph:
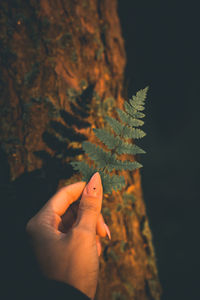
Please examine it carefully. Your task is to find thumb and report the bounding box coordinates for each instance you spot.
[74,172,103,233]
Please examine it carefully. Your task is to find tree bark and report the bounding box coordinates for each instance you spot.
[0,0,162,299]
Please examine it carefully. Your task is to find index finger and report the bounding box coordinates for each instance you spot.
[44,181,87,216]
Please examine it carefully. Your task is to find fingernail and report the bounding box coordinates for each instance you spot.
[104,223,111,240]
[85,172,102,197]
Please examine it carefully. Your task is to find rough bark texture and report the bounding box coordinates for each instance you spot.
[0,0,162,299]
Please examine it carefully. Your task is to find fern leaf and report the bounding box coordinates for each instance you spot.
[123,126,146,139]
[104,115,124,135]
[93,128,120,149]
[93,128,145,155]
[124,101,145,119]
[70,86,149,195]
[70,161,97,182]
[82,141,117,169]
[116,139,146,155]
[129,86,149,109]
[130,104,145,111]
[82,141,142,172]
[108,159,142,171]
[99,171,126,193]
[70,161,125,194]
[116,108,144,127]
[104,115,145,138]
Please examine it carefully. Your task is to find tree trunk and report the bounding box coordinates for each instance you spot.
[0,0,162,299]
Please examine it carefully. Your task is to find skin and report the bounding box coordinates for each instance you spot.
[26,180,108,300]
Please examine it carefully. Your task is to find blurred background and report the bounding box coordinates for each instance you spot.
[118,1,200,299]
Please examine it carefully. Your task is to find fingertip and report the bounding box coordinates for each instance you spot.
[46,181,87,217]
[70,181,87,188]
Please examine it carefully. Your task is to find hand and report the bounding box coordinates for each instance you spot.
[26,172,111,300]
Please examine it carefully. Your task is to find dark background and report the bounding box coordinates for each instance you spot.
[118,1,200,299]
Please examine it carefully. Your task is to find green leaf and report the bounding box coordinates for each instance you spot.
[123,126,146,139]
[104,115,124,135]
[124,101,145,119]
[82,141,117,169]
[99,172,126,194]
[70,161,97,182]
[116,140,146,155]
[93,129,145,155]
[109,159,143,171]
[129,86,149,109]
[116,108,144,127]
[69,86,149,196]
[93,128,119,149]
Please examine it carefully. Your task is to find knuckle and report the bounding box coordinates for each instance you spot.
[79,203,99,214]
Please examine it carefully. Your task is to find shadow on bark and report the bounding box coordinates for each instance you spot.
[0,85,96,298]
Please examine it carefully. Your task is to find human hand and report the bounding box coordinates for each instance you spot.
[26,172,111,300]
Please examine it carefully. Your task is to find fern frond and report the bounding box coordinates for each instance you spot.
[93,128,145,155]
[104,115,124,135]
[124,101,145,119]
[82,141,117,169]
[104,115,146,138]
[70,86,149,195]
[108,159,142,171]
[93,128,145,154]
[116,139,146,155]
[98,171,126,194]
[82,140,142,172]
[93,128,120,149]
[116,108,144,127]
[129,86,149,109]
[123,126,146,139]
[70,161,97,182]
[70,160,125,194]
